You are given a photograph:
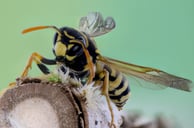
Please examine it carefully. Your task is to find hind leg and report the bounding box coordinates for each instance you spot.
[101,69,116,128]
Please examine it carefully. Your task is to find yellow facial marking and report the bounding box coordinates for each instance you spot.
[67,44,74,50]
[55,42,66,56]
[65,55,76,61]
[56,36,61,42]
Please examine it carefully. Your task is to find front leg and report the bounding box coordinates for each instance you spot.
[21,52,56,77]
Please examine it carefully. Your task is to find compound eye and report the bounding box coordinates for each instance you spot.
[68,44,83,56]
[72,45,80,52]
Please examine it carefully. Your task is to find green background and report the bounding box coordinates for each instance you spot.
[0,0,193,127]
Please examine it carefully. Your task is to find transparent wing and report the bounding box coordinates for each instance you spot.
[98,56,193,92]
[79,12,116,37]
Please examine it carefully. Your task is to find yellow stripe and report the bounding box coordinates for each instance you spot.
[64,31,75,39]
[114,80,129,96]
[120,93,130,102]
[56,36,61,42]
[95,49,101,55]
[110,68,117,77]
[69,39,82,44]
[109,73,122,91]
[111,93,130,104]
[99,72,105,79]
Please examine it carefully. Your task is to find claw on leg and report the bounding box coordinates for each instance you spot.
[9,82,16,87]
[101,70,116,128]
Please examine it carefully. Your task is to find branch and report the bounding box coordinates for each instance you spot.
[0,78,122,128]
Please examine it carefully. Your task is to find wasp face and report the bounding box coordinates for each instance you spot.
[53,27,87,63]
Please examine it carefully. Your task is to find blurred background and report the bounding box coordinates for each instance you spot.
[0,0,193,127]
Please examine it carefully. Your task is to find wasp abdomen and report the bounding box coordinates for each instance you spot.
[104,65,131,108]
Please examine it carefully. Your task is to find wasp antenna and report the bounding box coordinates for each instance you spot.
[22,26,49,34]
[22,26,62,35]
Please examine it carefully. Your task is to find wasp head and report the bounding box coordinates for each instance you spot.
[53,27,88,63]
[22,26,88,63]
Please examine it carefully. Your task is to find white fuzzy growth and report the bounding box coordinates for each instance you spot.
[55,66,82,87]
[78,83,123,128]
[55,65,123,127]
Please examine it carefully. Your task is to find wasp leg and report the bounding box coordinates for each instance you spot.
[101,69,116,128]
[83,48,95,84]
[21,52,56,77]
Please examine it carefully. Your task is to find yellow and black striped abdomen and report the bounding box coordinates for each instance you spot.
[101,65,131,109]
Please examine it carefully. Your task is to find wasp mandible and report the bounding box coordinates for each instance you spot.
[20,13,192,128]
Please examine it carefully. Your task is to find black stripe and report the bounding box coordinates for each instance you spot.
[109,74,117,81]
[115,99,128,106]
[109,77,126,95]
[104,65,119,81]
[109,86,130,101]
[115,78,125,90]
[59,66,67,74]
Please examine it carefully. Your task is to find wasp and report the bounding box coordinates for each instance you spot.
[20,24,192,127]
